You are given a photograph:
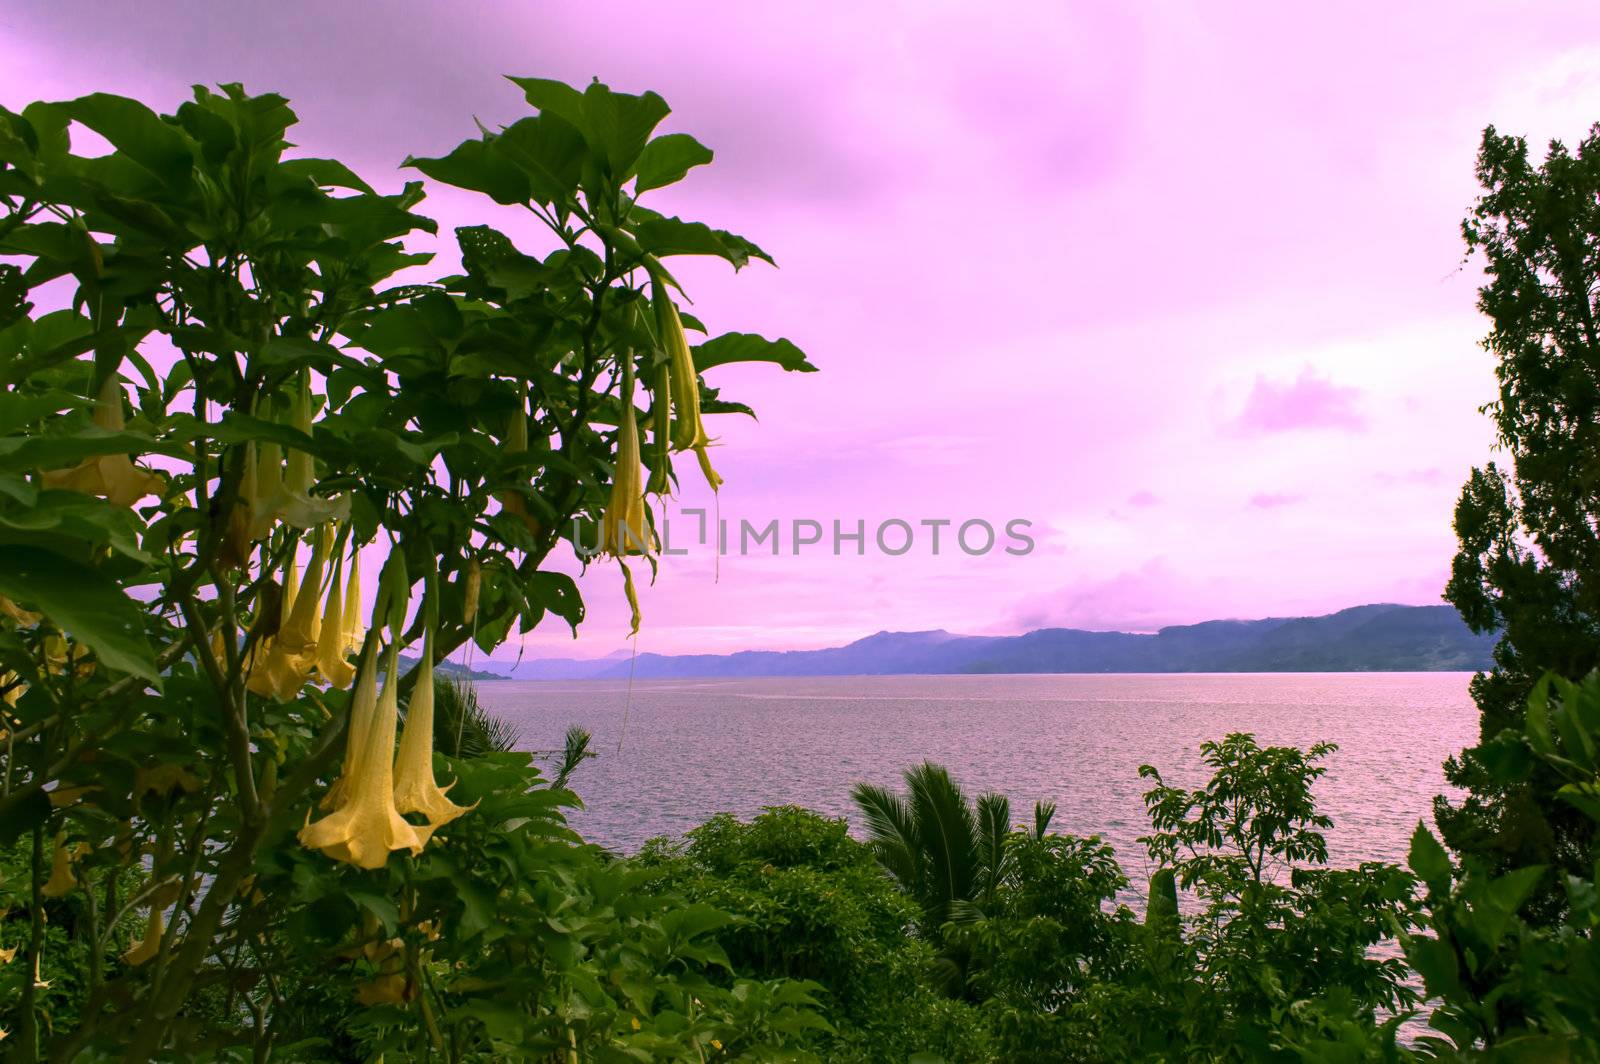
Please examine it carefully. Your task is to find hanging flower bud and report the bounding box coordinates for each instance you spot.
[217,443,258,571]
[250,379,349,533]
[600,361,652,559]
[315,551,356,689]
[652,280,723,491]
[123,908,164,967]
[342,551,364,655]
[299,643,431,868]
[646,358,672,496]
[40,832,76,898]
[495,389,544,538]
[41,374,166,507]
[462,559,481,624]
[393,625,472,829]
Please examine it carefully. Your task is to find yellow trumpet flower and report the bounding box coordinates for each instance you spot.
[600,363,652,559]
[342,552,364,656]
[250,380,349,535]
[495,392,544,538]
[299,643,431,868]
[123,907,164,967]
[246,538,328,702]
[393,626,471,829]
[41,375,165,507]
[320,639,379,812]
[40,832,76,898]
[653,281,723,491]
[316,552,356,689]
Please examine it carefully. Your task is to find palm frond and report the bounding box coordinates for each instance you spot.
[905,762,978,930]
[431,675,518,758]
[552,725,595,789]
[975,791,1012,907]
[1033,799,1057,841]
[851,781,922,893]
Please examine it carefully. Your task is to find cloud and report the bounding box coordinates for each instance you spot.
[1248,491,1304,509]
[1231,367,1365,434]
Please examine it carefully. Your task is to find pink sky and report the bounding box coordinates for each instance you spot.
[5,3,1600,659]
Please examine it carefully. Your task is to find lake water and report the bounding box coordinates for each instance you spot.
[474,672,1478,882]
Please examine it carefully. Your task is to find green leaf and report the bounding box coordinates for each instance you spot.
[507,77,588,130]
[494,115,586,205]
[578,82,670,176]
[1408,822,1452,893]
[527,571,583,634]
[634,213,774,270]
[59,93,194,187]
[0,428,185,476]
[0,787,50,845]
[695,332,817,374]
[405,137,530,206]
[279,157,375,195]
[0,490,153,563]
[0,545,158,681]
[632,133,713,194]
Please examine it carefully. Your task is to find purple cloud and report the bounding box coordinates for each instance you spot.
[1232,368,1365,434]
[1248,491,1305,509]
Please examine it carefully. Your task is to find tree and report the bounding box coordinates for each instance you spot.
[851,762,1054,995]
[0,76,816,1061]
[1440,122,1600,910]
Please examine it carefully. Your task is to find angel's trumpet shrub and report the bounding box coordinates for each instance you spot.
[123,908,164,967]
[393,627,471,829]
[653,281,722,491]
[41,375,166,507]
[299,644,430,868]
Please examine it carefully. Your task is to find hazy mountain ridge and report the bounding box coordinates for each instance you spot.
[478,604,1496,680]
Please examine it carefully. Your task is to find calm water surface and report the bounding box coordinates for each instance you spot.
[475,672,1477,879]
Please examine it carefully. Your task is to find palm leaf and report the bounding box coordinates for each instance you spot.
[1033,799,1057,840]
[552,725,594,789]
[851,781,922,894]
[905,762,978,932]
[432,675,518,758]
[975,791,1012,908]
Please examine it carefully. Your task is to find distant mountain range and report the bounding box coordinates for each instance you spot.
[472,604,1497,680]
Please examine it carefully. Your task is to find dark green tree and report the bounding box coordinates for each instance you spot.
[1440,122,1600,910]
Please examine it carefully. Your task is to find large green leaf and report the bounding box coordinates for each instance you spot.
[494,115,586,205]
[0,545,158,681]
[0,428,185,475]
[695,332,817,373]
[59,93,194,188]
[0,489,152,563]
[634,213,774,269]
[632,133,713,194]
[404,137,530,206]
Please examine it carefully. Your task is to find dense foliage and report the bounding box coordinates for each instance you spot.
[0,76,816,1062]
[1442,122,1600,910]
